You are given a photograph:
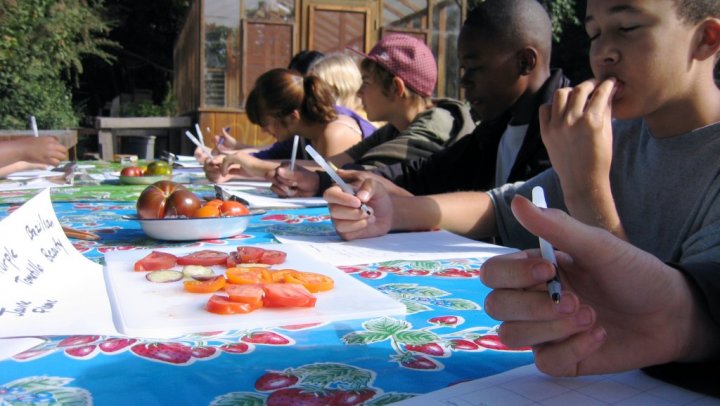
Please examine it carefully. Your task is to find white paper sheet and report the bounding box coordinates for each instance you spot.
[0,189,117,337]
[6,169,57,179]
[277,230,516,266]
[393,363,717,405]
[219,185,327,209]
[0,337,45,361]
[0,178,72,191]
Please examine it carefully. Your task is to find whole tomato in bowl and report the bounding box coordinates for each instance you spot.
[136,180,202,219]
[120,166,145,177]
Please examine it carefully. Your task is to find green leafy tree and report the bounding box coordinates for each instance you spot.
[0,0,115,129]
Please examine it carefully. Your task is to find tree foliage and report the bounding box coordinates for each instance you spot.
[0,0,116,129]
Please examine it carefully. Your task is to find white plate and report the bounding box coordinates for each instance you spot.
[119,175,173,185]
[125,210,264,240]
[103,244,406,338]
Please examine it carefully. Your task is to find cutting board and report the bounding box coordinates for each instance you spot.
[103,244,406,338]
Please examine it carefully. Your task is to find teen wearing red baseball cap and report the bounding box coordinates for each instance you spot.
[269,33,475,197]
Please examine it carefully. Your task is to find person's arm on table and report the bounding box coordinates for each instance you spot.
[0,137,68,168]
[480,195,720,377]
[220,151,280,179]
[324,178,497,241]
[539,78,627,240]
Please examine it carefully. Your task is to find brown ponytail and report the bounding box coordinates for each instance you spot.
[245,68,336,125]
[300,75,337,123]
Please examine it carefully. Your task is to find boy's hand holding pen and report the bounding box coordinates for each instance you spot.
[305,145,373,216]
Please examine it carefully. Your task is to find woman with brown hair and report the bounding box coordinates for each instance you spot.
[203,68,366,181]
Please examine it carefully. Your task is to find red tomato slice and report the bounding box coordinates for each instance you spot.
[177,250,229,266]
[262,283,317,308]
[237,246,266,263]
[183,275,227,293]
[225,283,264,308]
[134,251,177,271]
[206,294,255,314]
[284,271,334,293]
[259,249,287,265]
[226,251,239,267]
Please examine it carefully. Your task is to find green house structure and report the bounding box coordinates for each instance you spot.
[173,0,469,147]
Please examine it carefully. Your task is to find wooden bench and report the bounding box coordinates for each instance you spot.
[94,116,192,161]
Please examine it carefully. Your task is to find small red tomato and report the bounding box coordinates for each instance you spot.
[121,166,144,177]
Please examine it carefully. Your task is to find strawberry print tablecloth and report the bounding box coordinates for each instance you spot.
[0,196,533,405]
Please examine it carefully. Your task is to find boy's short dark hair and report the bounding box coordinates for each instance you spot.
[672,0,720,23]
[464,0,552,60]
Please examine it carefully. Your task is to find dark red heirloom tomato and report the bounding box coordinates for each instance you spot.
[136,180,202,219]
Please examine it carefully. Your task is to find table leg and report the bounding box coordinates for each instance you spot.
[98,130,114,161]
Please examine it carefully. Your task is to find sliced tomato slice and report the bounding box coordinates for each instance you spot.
[134,251,177,271]
[267,269,300,283]
[237,246,266,263]
[259,249,287,265]
[177,249,229,266]
[206,294,255,314]
[183,275,227,293]
[226,251,239,267]
[284,271,334,293]
[262,283,317,308]
[226,267,271,284]
[225,283,264,308]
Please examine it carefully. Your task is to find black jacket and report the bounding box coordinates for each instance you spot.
[372,69,571,195]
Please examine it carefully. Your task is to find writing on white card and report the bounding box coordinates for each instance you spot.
[0,189,116,337]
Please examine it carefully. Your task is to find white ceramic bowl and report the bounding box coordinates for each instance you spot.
[125,210,264,241]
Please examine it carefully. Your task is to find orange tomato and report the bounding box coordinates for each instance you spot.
[204,199,224,208]
[284,271,334,293]
[226,267,272,284]
[183,275,227,293]
[192,204,221,218]
[220,200,250,216]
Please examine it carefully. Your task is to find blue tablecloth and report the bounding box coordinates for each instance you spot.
[0,199,533,405]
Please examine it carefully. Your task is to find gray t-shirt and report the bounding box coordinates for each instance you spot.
[489,118,720,265]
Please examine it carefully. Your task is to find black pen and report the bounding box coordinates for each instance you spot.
[532,186,562,303]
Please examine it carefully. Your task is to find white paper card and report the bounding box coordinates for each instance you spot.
[393,363,717,405]
[0,189,116,337]
[219,185,327,209]
[280,230,516,266]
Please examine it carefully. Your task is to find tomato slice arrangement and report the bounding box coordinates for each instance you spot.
[131,247,334,315]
